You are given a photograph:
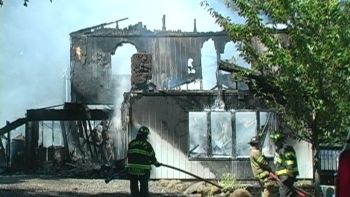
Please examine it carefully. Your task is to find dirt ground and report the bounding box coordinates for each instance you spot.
[0,175,189,197]
[0,174,316,197]
[0,161,248,197]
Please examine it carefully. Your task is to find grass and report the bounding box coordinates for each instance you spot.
[218,172,247,191]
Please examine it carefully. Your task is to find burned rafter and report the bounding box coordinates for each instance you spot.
[218,60,287,105]
[25,103,113,121]
[0,118,26,136]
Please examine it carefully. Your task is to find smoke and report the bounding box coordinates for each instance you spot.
[110,75,130,160]
[0,0,244,127]
[108,43,136,160]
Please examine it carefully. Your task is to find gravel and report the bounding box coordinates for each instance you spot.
[0,175,189,197]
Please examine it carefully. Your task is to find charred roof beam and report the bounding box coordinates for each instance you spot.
[26,108,112,121]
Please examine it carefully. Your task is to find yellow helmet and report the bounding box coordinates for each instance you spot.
[270,131,283,142]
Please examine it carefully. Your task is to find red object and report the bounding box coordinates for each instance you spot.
[336,149,350,197]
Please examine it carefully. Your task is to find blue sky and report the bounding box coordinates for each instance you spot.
[0,0,243,127]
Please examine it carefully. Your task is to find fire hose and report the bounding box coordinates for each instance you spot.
[105,163,223,189]
[160,163,223,189]
[269,172,311,197]
[105,168,128,184]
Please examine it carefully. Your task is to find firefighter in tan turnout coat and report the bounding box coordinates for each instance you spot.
[249,136,275,197]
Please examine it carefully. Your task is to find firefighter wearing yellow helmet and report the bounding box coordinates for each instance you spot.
[270,131,299,197]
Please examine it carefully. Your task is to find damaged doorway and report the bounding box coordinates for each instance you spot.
[111,43,136,160]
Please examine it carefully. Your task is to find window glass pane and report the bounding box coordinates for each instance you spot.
[189,112,208,158]
[52,121,63,146]
[211,112,232,157]
[40,121,63,147]
[236,112,256,157]
[41,121,53,147]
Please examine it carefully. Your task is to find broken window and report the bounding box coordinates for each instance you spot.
[235,112,256,158]
[188,111,276,160]
[211,112,232,157]
[188,112,208,158]
[39,121,63,147]
[259,112,276,157]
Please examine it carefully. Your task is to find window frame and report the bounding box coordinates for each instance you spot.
[188,110,276,161]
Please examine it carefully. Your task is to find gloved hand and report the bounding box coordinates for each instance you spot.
[154,161,162,167]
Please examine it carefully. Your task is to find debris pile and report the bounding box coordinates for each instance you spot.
[156,180,256,197]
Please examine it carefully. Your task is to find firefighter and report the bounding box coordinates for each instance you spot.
[127,126,161,197]
[249,136,274,197]
[270,131,299,197]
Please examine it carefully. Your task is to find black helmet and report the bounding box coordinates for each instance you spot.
[138,126,150,135]
[248,136,259,145]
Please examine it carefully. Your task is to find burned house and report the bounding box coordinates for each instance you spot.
[0,16,313,180]
[69,17,313,180]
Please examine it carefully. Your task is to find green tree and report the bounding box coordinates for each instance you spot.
[203,0,350,195]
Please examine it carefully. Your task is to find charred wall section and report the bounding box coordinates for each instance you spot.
[125,90,261,179]
[70,22,230,103]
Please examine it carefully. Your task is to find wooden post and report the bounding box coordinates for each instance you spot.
[60,121,71,162]
[25,121,39,170]
[87,120,98,160]
[81,121,94,160]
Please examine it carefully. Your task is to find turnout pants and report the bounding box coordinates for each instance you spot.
[129,171,151,197]
[279,176,297,197]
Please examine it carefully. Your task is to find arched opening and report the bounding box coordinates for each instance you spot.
[221,41,235,61]
[110,43,137,160]
[219,41,250,90]
[221,41,250,69]
[201,39,217,90]
[111,43,137,103]
[219,41,236,89]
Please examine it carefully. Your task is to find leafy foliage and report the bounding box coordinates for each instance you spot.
[204,2,350,194]
[203,0,350,146]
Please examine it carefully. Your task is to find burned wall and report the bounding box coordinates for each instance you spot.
[125,90,262,179]
[131,53,152,90]
[70,23,230,104]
